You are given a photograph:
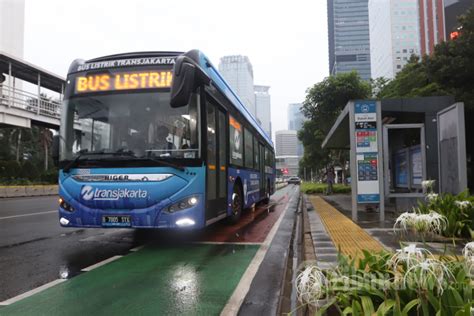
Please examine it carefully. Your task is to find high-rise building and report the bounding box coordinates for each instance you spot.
[0,0,25,93]
[369,0,421,79]
[287,103,305,131]
[254,85,271,137]
[287,103,305,156]
[275,130,298,156]
[218,55,256,117]
[444,0,474,39]
[327,0,372,80]
[419,0,446,55]
[0,0,25,58]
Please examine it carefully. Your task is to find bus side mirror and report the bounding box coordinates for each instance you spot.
[52,134,60,167]
[170,55,210,108]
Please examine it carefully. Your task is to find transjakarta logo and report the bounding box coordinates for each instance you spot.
[80,185,148,201]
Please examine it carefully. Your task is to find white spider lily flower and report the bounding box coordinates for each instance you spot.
[295,265,327,304]
[414,212,447,235]
[463,242,474,277]
[463,242,474,258]
[421,180,436,191]
[403,258,453,295]
[425,193,439,201]
[388,244,432,270]
[395,211,447,235]
[455,200,472,209]
[393,212,418,232]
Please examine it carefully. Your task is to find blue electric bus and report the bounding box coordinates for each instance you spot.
[54,50,275,229]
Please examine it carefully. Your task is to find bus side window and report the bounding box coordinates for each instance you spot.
[254,136,259,170]
[244,128,253,169]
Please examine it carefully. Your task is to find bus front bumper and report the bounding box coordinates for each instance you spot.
[58,195,205,229]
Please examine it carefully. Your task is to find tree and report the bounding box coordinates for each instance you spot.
[299,71,371,177]
[378,55,448,99]
[39,127,52,171]
[426,7,474,109]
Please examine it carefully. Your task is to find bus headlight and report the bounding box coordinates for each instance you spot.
[59,197,75,212]
[167,196,199,213]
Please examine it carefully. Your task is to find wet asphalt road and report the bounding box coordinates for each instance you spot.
[0,186,299,304]
[0,196,141,301]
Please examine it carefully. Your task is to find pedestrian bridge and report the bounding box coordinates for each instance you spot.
[0,84,62,129]
[0,51,80,130]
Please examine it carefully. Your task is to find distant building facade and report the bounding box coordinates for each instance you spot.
[254,85,271,137]
[287,103,304,131]
[276,156,300,178]
[418,0,446,55]
[0,0,25,92]
[287,103,305,156]
[369,0,421,79]
[0,0,24,57]
[275,130,299,156]
[327,0,372,80]
[218,55,256,117]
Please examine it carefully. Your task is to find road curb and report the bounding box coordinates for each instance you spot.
[0,185,58,198]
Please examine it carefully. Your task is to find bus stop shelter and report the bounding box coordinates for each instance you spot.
[322,96,467,223]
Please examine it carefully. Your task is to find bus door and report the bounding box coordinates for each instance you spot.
[205,98,227,222]
[259,143,266,197]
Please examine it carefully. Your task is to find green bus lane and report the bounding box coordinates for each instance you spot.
[0,244,259,315]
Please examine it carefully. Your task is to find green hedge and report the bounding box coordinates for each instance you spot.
[0,160,58,184]
[300,182,351,194]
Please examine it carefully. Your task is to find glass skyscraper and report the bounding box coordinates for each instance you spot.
[218,55,256,117]
[287,103,305,157]
[327,0,372,80]
[254,85,271,137]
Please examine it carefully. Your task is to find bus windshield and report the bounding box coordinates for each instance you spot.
[60,91,200,162]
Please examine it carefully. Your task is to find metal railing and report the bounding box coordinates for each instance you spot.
[0,85,61,119]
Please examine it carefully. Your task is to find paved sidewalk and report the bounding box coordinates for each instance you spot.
[308,196,385,260]
[306,194,464,259]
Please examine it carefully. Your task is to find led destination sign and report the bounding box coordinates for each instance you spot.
[75,70,173,94]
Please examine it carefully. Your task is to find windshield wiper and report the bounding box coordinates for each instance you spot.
[142,152,186,172]
[63,150,108,173]
[114,150,186,172]
[63,150,138,172]
[63,150,186,173]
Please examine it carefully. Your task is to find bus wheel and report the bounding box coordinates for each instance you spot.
[262,180,270,204]
[227,185,242,224]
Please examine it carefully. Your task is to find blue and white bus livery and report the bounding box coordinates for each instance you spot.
[54,50,275,229]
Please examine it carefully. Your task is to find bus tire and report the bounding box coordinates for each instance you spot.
[227,184,243,224]
[262,180,270,204]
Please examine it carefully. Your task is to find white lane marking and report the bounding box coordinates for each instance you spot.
[81,255,123,272]
[220,187,298,316]
[130,245,145,252]
[0,279,66,306]
[0,210,57,220]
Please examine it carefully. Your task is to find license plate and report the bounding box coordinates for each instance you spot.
[102,215,131,227]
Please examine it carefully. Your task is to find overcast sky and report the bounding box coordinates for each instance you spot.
[24,0,329,138]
